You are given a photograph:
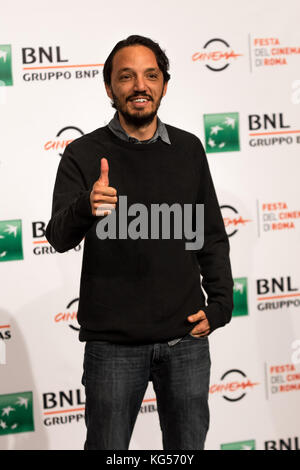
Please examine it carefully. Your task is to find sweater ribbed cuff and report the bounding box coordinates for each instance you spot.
[201,303,229,334]
[74,190,95,221]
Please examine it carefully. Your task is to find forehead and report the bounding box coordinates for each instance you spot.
[111,45,159,73]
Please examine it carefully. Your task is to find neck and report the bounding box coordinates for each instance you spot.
[118,112,158,141]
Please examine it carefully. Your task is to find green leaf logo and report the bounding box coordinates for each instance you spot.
[221,439,256,450]
[0,392,34,435]
[233,277,248,317]
[0,220,24,262]
[204,112,240,153]
[0,45,13,86]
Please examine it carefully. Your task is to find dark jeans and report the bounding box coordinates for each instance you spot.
[81,333,211,450]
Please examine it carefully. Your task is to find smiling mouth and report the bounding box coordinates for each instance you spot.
[132,98,148,103]
[128,96,152,103]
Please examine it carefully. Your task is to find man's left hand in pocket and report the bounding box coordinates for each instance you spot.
[187,310,210,337]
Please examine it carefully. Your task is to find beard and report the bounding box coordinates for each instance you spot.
[110,89,164,127]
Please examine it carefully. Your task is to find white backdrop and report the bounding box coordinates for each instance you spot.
[0,0,300,450]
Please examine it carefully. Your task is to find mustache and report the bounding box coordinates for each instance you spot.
[126,93,153,102]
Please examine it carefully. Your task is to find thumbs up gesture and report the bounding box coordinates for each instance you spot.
[90,158,118,216]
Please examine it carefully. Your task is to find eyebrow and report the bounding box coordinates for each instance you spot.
[117,67,160,74]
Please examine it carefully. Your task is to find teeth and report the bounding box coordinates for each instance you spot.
[133,98,147,102]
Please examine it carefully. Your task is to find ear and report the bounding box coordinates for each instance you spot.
[105,83,113,100]
[162,81,168,97]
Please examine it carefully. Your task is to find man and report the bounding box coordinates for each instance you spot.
[46,35,234,450]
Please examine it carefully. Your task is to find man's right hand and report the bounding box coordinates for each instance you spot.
[90,158,118,216]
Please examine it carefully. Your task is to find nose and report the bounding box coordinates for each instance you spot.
[133,74,147,92]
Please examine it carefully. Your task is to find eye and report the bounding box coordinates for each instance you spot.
[147,73,158,80]
[120,74,131,80]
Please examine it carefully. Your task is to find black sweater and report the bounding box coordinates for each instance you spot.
[46,124,233,344]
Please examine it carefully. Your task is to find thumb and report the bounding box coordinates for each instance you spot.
[98,157,109,186]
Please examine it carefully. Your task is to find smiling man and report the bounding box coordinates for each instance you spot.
[46,35,234,450]
[106,45,167,133]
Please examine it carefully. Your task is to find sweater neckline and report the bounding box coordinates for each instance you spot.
[103,126,169,151]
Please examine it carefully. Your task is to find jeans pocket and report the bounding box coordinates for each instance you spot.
[188,332,209,341]
[178,331,207,343]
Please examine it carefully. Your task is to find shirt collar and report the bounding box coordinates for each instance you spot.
[108,111,171,145]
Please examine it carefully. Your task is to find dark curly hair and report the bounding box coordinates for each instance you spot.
[103,35,171,86]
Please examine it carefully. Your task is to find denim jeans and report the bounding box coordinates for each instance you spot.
[81,333,211,450]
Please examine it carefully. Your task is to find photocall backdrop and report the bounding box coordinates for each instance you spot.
[0,0,300,451]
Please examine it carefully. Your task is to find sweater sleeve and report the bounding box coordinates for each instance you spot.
[195,139,234,333]
[45,144,96,253]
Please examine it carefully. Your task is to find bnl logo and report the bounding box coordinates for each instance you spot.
[0,45,13,86]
